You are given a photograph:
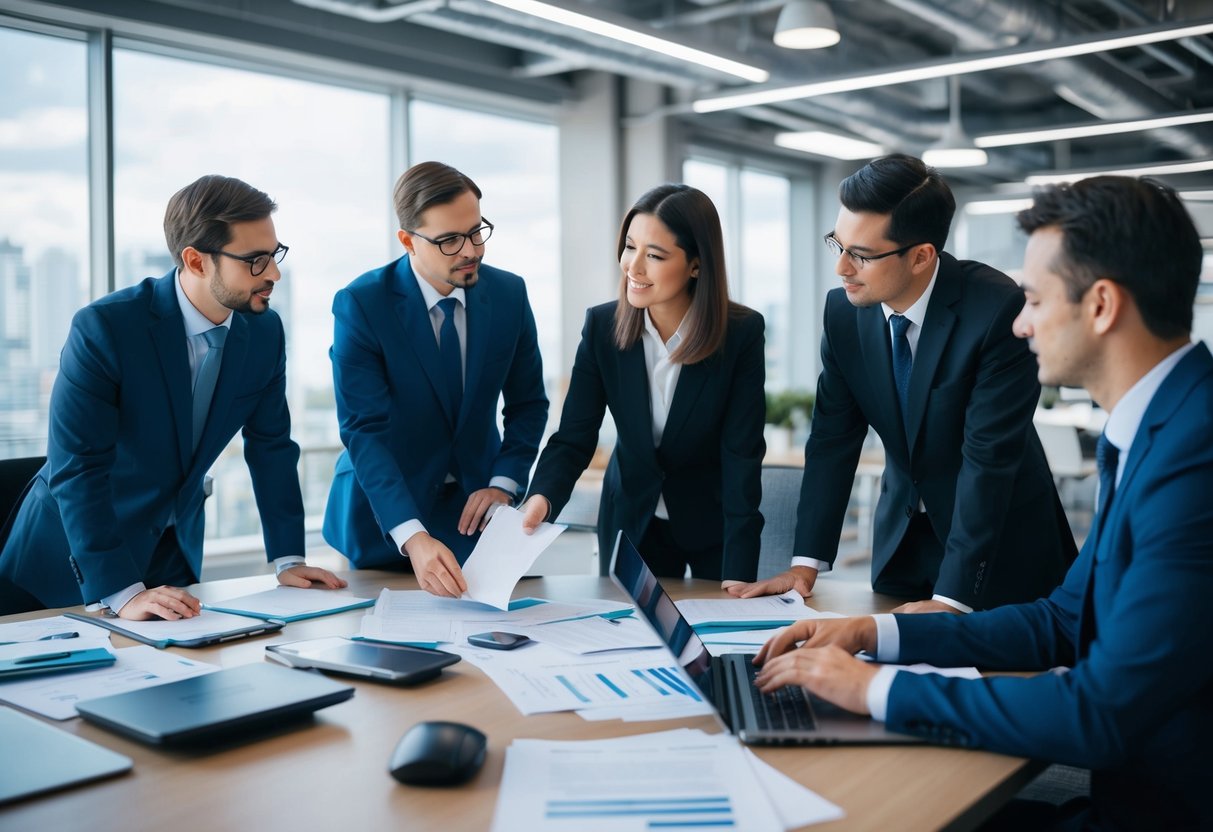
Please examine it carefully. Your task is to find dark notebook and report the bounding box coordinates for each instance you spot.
[74,662,354,746]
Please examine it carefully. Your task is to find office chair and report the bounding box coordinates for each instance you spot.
[756,464,804,581]
[0,455,48,615]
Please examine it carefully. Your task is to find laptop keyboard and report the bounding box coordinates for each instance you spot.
[743,660,817,731]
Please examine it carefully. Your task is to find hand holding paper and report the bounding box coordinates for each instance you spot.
[461,506,565,609]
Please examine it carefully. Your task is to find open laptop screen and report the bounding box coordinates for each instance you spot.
[609,531,714,699]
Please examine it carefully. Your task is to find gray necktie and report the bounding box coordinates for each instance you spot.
[192,326,228,453]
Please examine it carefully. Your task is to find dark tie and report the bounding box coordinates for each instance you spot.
[890,314,913,420]
[192,326,228,453]
[1095,432,1120,517]
[437,297,463,418]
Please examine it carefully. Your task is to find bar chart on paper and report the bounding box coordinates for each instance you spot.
[544,795,734,827]
[550,665,703,707]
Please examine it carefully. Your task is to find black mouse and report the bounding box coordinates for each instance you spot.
[389,720,487,786]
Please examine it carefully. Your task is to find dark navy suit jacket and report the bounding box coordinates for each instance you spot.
[0,271,304,606]
[323,256,547,567]
[886,343,1213,829]
[527,302,766,582]
[797,253,1074,608]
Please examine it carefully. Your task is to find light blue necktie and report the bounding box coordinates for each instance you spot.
[437,297,463,419]
[192,326,228,453]
[890,314,913,423]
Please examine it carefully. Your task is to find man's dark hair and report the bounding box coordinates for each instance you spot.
[1017,176,1201,339]
[838,153,955,253]
[163,175,276,268]
[393,161,482,231]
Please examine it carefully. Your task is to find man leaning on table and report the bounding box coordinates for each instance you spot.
[755,176,1213,830]
[731,154,1074,613]
[0,175,346,620]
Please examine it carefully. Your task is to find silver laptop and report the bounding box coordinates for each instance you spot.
[609,531,922,745]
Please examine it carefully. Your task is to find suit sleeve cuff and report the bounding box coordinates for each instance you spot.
[273,556,306,576]
[389,520,427,556]
[931,594,973,614]
[866,665,899,723]
[100,582,146,614]
[488,476,520,499]
[872,614,901,663]
[791,557,832,573]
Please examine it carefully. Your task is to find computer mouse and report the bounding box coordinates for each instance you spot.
[389,720,487,786]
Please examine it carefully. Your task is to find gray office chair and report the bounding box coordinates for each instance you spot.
[0,455,48,615]
[757,464,804,581]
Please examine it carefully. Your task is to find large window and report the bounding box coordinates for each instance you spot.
[0,26,88,459]
[409,100,561,389]
[112,48,393,540]
[684,158,792,390]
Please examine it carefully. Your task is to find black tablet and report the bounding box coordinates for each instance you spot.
[264,637,459,685]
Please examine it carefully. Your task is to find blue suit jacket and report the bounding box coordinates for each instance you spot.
[527,302,766,581]
[798,254,1074,607]
[886,343,1213,829]
[323,256,547,567]
[0,271,304,606]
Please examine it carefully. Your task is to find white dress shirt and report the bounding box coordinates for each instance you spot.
[100,271,304,612]
[389,272,519,555]
[640,311,687,521]
[864,340,1198,720]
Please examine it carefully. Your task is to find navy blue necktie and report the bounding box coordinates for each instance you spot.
[437,297,463,418]
[1095,432,1119,517]
[890,314,913,421]
[192,326,227,453]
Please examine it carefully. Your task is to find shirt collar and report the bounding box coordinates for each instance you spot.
[413,268,467,312]
[1103,341,1196,454]
[881,258,940,328]
[174,268,233,337]
[642,310,686,353]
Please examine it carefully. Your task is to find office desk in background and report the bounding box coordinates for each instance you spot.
[0,570,1038,831]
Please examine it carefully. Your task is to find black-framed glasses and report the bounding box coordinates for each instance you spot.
[407,220,494,256]
[197,243,289,276]
[824,234,919,270]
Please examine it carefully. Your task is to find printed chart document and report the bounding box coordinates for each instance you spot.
[205,586,374,622]
[461,506,565,609]
[513,616,664,655]
[676,590,844,631]
[0,645,218,720]
[492,729,841,832]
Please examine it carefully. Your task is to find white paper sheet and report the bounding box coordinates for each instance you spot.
[461,506,566,609]
[0,645,218,720]
[98,609,272,643]
[700,627,787,656]
[0,615,113,648]
[676,591,844,627]
[576,699,717,722]
[515,616,664,655]
[491,729,786,832]
[743,749,846,828]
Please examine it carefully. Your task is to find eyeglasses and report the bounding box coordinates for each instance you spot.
[824,234,919,270]
[407,220,494,256]
[197,243,289,277]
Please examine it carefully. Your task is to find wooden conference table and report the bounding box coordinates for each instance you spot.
[0,572,1038,831]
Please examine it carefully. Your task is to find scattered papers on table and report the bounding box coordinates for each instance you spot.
[205,586,374,622]
[0,614,113,647]
[490,729,844,832]
[513,615,663,655]
[676,590,844,631]
[0,645,218,720]
[700,627,786,656]
[460,505,565,609]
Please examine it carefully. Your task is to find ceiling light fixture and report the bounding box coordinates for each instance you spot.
[1182,190,1213,201]
[773,0,840,50]
[1024,158,1213,186]
[693,17,1213,113]
[775,130,882,159]
[977,107,1213,148]
[962,198,1035,215]
[482,0,770,82]
[922,77,988,168]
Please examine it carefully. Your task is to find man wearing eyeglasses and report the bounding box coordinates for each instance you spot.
[0,175,347,618]
[731,154,1074,612]
[323,161,547,597]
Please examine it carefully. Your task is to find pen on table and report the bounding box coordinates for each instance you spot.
[13,652,74,664]
[0,631,80,646]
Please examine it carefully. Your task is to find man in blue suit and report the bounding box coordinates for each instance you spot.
[0,175,346,619]
[324,162,547,596]
[754,176,1212,829]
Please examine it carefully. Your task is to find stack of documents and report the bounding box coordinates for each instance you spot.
[356,590,632,647]
[675,590,844,633]
[491,728,845,831]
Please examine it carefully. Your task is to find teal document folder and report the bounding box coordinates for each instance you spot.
[0,648,116,680]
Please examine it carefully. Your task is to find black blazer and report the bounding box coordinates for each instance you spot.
[796,253,1075,609]
[529,302,766,581]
